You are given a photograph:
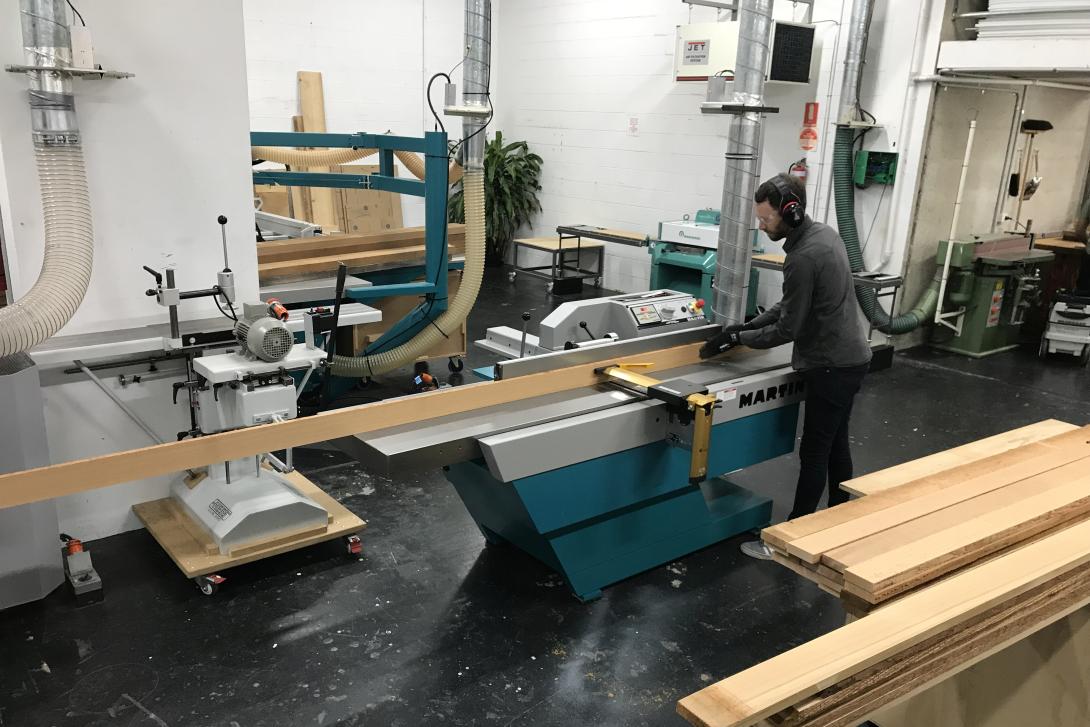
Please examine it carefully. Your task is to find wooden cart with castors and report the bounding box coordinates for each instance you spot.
[133,470,365,596]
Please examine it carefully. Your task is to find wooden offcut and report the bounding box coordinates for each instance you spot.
[132,470,364,578]
[290,114,313,221]
[0,341,707,510]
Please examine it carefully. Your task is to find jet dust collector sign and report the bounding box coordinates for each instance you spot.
[683,39,710,65]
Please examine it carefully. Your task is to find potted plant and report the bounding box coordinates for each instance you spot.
[448,131,543,266]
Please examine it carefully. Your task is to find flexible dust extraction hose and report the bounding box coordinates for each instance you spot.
[834,125,937,334]
[0,143,95,356]
[2,0,95,358]
[328,169,484,377]
[250,146,464,184]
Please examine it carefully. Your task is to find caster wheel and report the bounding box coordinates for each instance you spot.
[595,277,602,288]
[447,357,464,373]
[546,283,553,294]
[196,574,225,596]
[345,534,363,557]
[508,271,517,282]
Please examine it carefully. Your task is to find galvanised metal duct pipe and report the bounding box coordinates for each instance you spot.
[712,0,774,326]
[0,0,95,357]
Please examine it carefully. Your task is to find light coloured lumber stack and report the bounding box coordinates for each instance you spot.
[677,516,1090,727]
[842,419,1080,496]
[762,423,1090,604]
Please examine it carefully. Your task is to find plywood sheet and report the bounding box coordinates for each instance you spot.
[297,71,338,231]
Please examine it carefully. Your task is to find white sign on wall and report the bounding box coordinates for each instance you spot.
[682,39,710,65]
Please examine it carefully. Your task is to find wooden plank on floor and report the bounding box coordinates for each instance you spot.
[0,341,709,509]
[762,426,1090,557]
[842,420,1079,497]
[676,517,1090,727]
[785,439,1090,564]
[843,464,1090,599]
[297,71,338,232]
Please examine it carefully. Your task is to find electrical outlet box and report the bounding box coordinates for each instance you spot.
[854,150,898,186]
[70,26,94,69]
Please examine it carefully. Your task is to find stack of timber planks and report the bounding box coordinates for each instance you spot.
[678,420,1090,727]
[763,420,1090,608]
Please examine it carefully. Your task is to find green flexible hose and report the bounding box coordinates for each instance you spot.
[833,125,938,334]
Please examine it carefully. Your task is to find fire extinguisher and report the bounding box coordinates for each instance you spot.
[788,158,808,182]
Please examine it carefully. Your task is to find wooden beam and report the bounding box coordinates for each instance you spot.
[677,517,1090,727]
[0,342,706,510]
[297,71,339,231]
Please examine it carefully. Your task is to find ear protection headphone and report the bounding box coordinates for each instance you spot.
[769,175,805,228]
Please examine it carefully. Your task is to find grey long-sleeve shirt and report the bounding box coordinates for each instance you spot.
[739,216,872,371]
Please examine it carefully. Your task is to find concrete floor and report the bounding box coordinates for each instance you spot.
[2,266,1088,727]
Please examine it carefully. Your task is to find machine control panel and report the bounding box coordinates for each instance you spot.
[623,292,705,328]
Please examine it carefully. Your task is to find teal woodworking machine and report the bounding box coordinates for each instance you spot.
[335,324,801,602]
[652,209,759,318]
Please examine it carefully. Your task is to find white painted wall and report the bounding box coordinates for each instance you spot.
[0,0,257,539]
[490,0,863,306]
[243,0,474,227]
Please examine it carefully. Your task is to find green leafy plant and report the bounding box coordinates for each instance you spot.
[448,131,543,265]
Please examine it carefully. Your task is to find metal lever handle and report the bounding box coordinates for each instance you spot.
[519,312,531,357]
[142,265,162,285]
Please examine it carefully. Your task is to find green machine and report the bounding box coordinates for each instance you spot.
[652,209,759,319]
[931,233,1054,357]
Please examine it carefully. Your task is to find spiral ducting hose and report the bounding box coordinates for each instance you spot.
[329,169,484,377]
[251,146,463,184]
[0,143,95,356]
[2,0,95,357]
[834,126,937,333]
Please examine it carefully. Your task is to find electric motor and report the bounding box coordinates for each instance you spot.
[234,302,293,362]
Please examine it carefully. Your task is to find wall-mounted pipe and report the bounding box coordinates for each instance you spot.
[0,0,95,358]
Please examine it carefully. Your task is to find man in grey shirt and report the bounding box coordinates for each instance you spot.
[700,173,872,560]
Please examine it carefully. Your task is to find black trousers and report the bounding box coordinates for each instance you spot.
[788,363,869,520]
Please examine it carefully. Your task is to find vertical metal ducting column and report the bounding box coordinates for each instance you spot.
[0,0,95,357]
[712,0,774,326]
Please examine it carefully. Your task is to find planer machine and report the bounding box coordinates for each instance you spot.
[336,291,803,601]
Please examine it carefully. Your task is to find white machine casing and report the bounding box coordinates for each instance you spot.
[174,339,330,555]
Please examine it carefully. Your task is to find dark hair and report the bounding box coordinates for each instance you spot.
[755,173,806,211]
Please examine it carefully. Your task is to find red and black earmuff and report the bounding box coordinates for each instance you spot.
[769,174,805,228]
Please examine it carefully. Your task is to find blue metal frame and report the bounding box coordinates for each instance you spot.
[250,130,452,358]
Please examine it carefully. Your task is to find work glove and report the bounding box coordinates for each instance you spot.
[700,326,744,359]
